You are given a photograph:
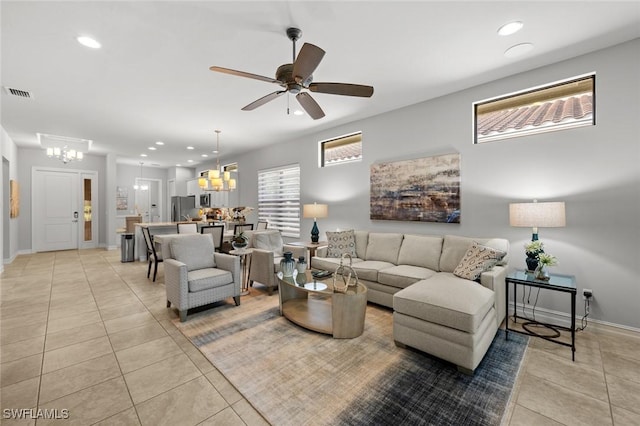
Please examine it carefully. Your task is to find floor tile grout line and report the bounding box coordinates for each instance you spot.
[84,253,145,426]
[34,252,56,412]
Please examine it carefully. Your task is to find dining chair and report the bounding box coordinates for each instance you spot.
[234,223,254,235]
[177,223,198,234]
[201,224,225,252]
[256,221,268,231]
[141,227,163,282]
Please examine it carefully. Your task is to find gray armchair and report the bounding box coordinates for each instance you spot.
[247,230,306,295]
[164,234,241,322]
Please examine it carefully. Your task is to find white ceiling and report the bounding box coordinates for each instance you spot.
[2,1,639,168]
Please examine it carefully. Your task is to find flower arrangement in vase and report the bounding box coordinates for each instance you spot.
[524,240,544,272]
[535,253,558,280]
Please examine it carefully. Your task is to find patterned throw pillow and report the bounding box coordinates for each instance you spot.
[453,242,506,281]
[326,230,357,258]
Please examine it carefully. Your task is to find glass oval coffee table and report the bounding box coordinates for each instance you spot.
[277,270,367,338]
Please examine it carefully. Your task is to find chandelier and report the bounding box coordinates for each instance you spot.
[46,146,84,164]
[39,133,91,164]
[199,130,236,192]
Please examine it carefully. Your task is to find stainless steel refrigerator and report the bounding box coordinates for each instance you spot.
[171,196,196,222]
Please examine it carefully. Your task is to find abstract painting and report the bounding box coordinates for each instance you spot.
[370,153,460,223]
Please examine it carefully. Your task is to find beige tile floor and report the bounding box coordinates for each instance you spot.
[1,249,639,425]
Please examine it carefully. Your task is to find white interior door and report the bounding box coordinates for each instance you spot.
[34,169,79,251]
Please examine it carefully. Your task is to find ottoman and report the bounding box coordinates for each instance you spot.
[393,273,498,374]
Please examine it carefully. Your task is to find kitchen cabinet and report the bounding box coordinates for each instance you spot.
[186,179,202,206]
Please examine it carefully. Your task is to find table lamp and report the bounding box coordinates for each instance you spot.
[509,200,566,241]
[303,202,328,243]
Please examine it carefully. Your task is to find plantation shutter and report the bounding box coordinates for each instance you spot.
[257,164,300,238]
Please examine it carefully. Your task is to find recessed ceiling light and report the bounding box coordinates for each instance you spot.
[140,153,148,157]
[148,147,156,150]
[497,21,523,36]
[176,164,182,167]
[187,146,194,150]
[212,150,219,154]
[187,159,194,163]
[77,36,101,49]
[201,154,208,157]
[504,42,534,58]
[293,110,304,116]
[155,141,164,145]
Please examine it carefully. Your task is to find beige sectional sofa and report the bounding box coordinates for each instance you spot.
[311,231,509,373]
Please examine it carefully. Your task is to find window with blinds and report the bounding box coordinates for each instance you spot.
[257,164,301,238]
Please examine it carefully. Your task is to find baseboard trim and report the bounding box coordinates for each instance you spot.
[509,302,640,335]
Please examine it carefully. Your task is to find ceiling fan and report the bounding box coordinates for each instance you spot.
[210,27,374,120]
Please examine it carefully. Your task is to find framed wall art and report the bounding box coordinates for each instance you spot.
[370,153,460,223]
[10,179,19,218]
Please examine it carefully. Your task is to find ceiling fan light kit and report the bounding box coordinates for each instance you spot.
[210,27,374,120]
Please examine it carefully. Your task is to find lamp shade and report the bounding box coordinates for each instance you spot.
[303,203,328,219]
[509,202,566,228]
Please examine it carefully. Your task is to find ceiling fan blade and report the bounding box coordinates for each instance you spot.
[308,82,374,97]
[296,92,325,120]
[242,91,286,111]
[210,66,281,85]
[292,43,325,83]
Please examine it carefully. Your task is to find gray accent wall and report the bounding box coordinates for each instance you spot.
[231,39,640,330]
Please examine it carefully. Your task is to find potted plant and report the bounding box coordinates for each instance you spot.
[524,240,544,271]
[535,252,558,280]
[232,231,248,249]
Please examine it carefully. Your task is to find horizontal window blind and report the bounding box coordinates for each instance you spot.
[257,164,300,238]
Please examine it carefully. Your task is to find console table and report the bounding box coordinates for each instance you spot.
[278,270,367,338]
[505,269,577,360]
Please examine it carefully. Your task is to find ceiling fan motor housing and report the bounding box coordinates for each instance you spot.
[276,63,311,94]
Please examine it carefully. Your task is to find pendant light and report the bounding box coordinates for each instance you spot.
[133,162,149,190]
[199,130,236,192]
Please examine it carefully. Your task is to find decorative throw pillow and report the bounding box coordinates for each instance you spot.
[453,242,506,281]
[326,230,357,258]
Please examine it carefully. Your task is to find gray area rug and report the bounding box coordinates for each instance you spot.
[175,291,528,426]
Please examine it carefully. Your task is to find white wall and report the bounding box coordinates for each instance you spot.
[231,39,640,330]
[1,126,20,265]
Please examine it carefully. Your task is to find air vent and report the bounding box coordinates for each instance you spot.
[3,86,33,99]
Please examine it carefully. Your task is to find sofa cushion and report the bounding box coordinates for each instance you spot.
[365,233,404,264]
[393,273,495,333]
[187,268,233,292]
[397,234,443,271]
[354,230,369,259]
[378,265,437,289]
[253,230,284,256]
[171,234,216,272]
[453,242,506,280]
[311,256,364,272]
[326,230,357,258]
[352,260,396,282]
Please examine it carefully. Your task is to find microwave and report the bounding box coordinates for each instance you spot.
[199,193,211,207]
